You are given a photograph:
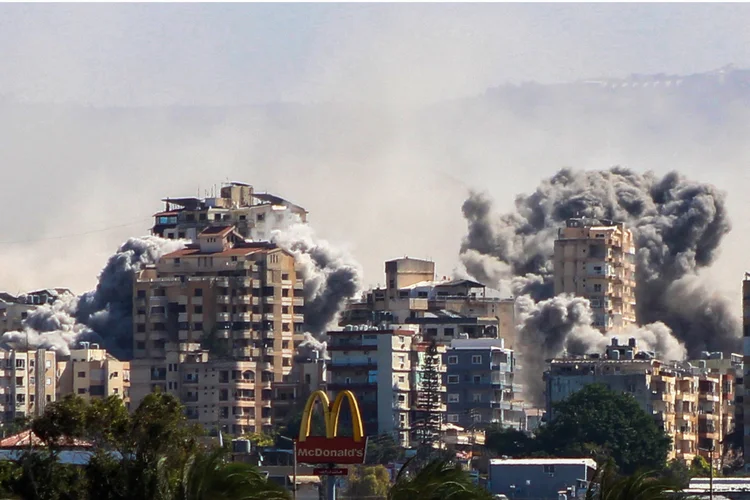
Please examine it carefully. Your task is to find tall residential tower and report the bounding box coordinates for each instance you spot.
[554,218,637,332]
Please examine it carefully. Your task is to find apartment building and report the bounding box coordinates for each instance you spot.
[131,225,304,435]
[152,182,307,243]
[343,257,516,347]
[444,338,523,429]
[0,349,57,423]
[545,338,730,464]
[0,289,73,333]
[326,326,419,447]
[554,218,637,331]
[57,343,131,408]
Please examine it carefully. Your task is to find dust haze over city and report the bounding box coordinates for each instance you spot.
[2,3,750,369]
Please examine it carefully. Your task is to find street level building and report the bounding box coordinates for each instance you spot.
[57,343,131,408]
[0,348,57,422]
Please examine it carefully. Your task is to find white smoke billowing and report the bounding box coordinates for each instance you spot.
[269,215,363,355]
[1,236,186,357]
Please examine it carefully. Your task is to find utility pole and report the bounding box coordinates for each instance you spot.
[279,436,297,500]
[710,444,714,500]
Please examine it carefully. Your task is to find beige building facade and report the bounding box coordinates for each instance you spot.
[0,348,57,423]
[57,344,131,408]
[546,339,731,465]
[131,225,304,436]
[152,182,307,243]
[554,218,637,332]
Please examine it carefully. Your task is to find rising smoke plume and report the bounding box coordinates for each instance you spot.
[1,236,185,358]
[270,217,363,355]
[459,167,740,402]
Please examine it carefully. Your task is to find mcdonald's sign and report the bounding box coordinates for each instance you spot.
[296,389,368,465]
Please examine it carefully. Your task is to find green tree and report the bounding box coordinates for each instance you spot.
[388,459,491,500]
[346,465,390,499]
[414,339,443,445]
[659,459,691,489]
[167,448,290,500]
[365,434,403,465]
[536,384,670,474]
[689,456,712,477]
[586,460,683,500]
[484,425,536,457]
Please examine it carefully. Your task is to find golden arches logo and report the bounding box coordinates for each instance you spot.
[298,390,365,442]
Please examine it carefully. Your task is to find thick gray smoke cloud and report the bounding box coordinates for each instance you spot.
[270,219,362,354]
[515,294,687,405]
[1,236,185,358]
[460,167,739,402]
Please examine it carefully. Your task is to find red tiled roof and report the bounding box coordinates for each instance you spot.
[153,210,181,217]
[0,430,92,449]
[162,246,269,259]
[199,226,234,236]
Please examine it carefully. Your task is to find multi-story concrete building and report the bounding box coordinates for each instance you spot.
[343,257,516,347]
[444,338,524,429]
[57,343,131,408]
[0,348,57,423]
[152,182,307,242]
[0,289,73,334]
[545,338,731,464]
[130,225,304,435]
[326,325,419,447]
[554,218,637,332]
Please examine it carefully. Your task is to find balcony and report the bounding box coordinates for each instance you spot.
[233,330,253,340]
[234,295,252,305]
[293,314,304,322]
[252,296,260,306]
[216,330,231,339]
[234,348,254,358]
[252,279,262,288]
[234,277,253,287]
[135,314,147,323]
[149,296,168,306]
[178,331,190,341]
[234,313,252,322]
[216,312,232,322]
[260,362,273,371]
[216,295,230,304]
[192,296,203,306]
[293,297,304,307]
[294,280,304,290]
[263,297,275,305]
[263,313,276,321]
[150,313,167,322]
[328,360,378,369]
[178,312,189,323]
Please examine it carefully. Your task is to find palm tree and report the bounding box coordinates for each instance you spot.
[388,459,492,500]
[585,460,684,500]
[166,448,291,500]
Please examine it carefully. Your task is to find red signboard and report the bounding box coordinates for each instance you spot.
[296,436,368,465]
[313,467,349,476]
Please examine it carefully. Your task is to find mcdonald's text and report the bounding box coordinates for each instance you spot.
[295,436,368,464]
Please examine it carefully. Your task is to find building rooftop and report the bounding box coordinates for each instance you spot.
[161,243,277,259]
[198,225,234,236]
[489,458,597,468]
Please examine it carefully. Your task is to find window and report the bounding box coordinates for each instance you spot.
[544,465,556,474]
[194,288,203,297]
[472,355,482,365]
[473,393,482,403]
[398,394,406,402]
[46,378,51,386]
[193,322,203,331]
[174,258,181,266]
[77,372,86,378]
[593,284,602,292]
[137,324,146,333]
[45,360,51,369]
[448,393,460,403]
[444,328,455,336]
[194,305,203,314]
[473,375,481,384]
[447,375,460,384]
[282,273,289,281]
[136,341,146,350]
[447,414,459,423]
[78,388,87,394]
[398,376,405,383]
[447,355,458,365]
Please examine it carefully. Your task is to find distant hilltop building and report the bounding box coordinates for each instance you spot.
[152,182,307,242]
[554,218,636,332]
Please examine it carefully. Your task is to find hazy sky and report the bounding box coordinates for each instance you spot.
[0,3,749,106]
[2,2,750,306]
